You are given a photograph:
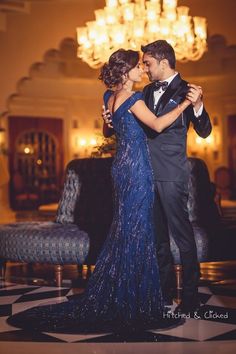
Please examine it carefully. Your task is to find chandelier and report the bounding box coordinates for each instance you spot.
[76,0,207,69]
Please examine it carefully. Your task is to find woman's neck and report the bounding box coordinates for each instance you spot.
[116,80,133,93]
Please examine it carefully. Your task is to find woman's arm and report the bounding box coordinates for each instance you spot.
[130,99,191,133]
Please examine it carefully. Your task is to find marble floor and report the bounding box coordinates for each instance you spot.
[1,203,236,353]
[0,262,236,354]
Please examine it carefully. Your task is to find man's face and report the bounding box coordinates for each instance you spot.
[142,53,162,82]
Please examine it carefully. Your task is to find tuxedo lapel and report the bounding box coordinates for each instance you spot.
[144,83,156,114]
[155,74,184,115]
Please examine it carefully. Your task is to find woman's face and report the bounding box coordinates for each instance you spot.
[128,61,144,82]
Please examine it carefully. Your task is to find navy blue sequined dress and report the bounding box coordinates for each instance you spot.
[7,91,164,333]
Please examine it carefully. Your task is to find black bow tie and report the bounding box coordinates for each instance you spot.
[154,81,168,91]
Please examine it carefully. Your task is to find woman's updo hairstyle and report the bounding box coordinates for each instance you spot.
[99,49,139,88]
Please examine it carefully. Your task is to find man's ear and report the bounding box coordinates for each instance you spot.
[161,59,169,69]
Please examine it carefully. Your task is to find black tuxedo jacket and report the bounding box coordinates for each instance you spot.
[143,74,212,182]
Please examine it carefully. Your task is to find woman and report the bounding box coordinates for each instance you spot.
[7,49,190,334]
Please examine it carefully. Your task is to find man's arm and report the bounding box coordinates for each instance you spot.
[187,84,212,138]
[103,122,114,138]
[102,105,115,137]
[190,107,212,138]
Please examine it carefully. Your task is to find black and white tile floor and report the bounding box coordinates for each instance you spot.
[0,278,236,348]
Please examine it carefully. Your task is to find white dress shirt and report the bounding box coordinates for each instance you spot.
[153,72,203,117]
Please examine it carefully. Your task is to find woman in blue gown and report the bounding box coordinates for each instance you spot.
[7,49,191,334]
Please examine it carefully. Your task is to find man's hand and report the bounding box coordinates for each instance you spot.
[186,84,203,112]
[102,105,113,128]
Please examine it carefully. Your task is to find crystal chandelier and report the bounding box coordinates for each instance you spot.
[76,0,207,69]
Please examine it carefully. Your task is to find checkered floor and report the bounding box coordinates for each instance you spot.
[0,279,236,343]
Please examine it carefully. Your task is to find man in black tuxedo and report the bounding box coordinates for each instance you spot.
[140,40,211,314]
[103,40,211,314]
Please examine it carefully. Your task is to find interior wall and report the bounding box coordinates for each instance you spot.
[1,0,236,113]
[0,0,236,176]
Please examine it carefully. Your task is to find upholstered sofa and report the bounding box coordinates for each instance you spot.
[0,156,220,289]
[0,168,90,286]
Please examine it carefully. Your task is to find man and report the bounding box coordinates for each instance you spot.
[103,40,211,314]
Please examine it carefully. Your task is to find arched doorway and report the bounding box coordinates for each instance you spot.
[8,116,64,209]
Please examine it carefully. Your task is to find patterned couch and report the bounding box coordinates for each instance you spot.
[0,168,90,286]
[0,157,220,288]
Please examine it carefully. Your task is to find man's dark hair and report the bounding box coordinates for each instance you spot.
[141,40,176,69]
